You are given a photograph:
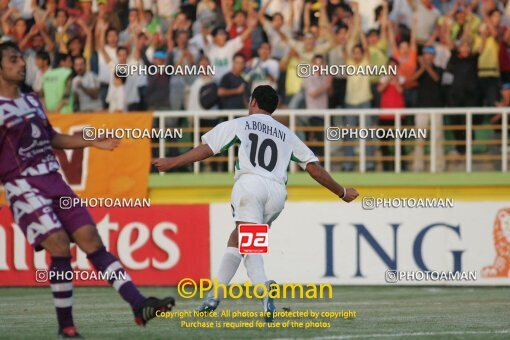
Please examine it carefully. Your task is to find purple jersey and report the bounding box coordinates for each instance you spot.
[1,93,94,250]
[0,92,59,184]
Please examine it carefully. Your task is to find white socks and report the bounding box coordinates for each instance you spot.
[244,254,268,295]
[208,247,242,300]
[208,248,269,300]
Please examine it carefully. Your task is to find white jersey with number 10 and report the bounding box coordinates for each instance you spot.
[202,113,319,185]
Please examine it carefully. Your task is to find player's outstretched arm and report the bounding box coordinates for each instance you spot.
[305,162,359,202]
[152,144,214,172]
[51,133,120,151]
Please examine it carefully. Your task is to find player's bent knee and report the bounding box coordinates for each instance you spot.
[228,221,256,248]
[72,224,104,254]
[227,227,239,248]
[227,239,238,248]
[41,230,71,257]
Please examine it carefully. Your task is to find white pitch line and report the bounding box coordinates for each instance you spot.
[274,329,510,340]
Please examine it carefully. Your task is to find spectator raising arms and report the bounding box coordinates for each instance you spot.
[245,42,280,92]
[204,14,257,83]
[96,21,119,109]
[391,16,418,108]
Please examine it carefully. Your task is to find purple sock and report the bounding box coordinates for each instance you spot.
[49,256,74,330]
[87,246,145,310]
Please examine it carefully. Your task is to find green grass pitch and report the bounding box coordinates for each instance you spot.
[1,286,509,339]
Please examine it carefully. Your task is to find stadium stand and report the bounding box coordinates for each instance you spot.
[2,0,509,172]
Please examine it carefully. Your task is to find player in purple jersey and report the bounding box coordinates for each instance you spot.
[0,41,174,338]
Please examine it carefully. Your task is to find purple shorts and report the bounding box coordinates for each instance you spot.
[4,172,94,251]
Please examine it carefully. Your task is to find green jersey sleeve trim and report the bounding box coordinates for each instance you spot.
[220,136,240,153]
[291,153,304,163]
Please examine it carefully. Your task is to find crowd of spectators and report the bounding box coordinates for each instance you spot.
[2,0,509,170]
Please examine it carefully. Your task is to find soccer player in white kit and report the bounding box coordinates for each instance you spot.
[153,85,359,322]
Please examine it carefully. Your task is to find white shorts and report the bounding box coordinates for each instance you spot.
[231,174,287,225]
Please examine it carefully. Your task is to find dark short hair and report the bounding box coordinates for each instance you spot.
[258,42,271,49]
[55,52,71,66]
[56,8,68,17]
[488,9,501,17]
[397,38,410,47]
[176,29,190,39]
[334,23,348,33]
[67,36,82,48]
[212,26,229,38]
[233,52,245,61]
[72,54,85,64]
[0,41,21,67]
[352,44,364,54]
[251,85,279,114]
[374,5,383,20]
[367,28,380,36]
[388,57,399,65]
[36,51,51,65]
[234,10,247,18]
[339,3,353,15]
[272,13,284,21]
[105,27,118,39]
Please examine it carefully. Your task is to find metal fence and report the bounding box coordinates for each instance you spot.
[153,108,509,174]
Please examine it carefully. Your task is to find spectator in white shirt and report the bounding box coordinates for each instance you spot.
[103,46,143,111]
[96,22,119,109]
[72,55,102,112]
[106,74,126,112]
[245,42,280,92]
[409,0,440,45]
[203,17,257,83]
[258,1,292,60]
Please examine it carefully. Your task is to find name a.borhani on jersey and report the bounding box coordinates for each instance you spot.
[202,114,318,186]
[244,120,286,142]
